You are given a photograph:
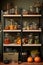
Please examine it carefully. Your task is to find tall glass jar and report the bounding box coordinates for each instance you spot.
[4,33,10,44]
[34,36,39,44]
[23,21,27,30]
[28,33,33,44]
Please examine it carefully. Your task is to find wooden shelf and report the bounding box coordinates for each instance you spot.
[23,14,42,17]
[3,30,21,32]
[3,14,42,17]
[23,44,41,46]
[23,29,41,32]
[3,29,41,32]
[3,44,41,46]
[3,14,21,17]
[3,44,21,46]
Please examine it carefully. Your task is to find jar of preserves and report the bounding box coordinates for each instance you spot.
[9,8,15,14]
[28,33,33,44]
[32,22,38,30]
[29,6,34,14]
[15,33,21,44]
[23,21,27,30]
[4,33,10,44]
[34,36,39,44]
[9,19,14,30]
[29,24,33,30]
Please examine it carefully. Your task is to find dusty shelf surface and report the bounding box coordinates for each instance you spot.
[0,62,43,65]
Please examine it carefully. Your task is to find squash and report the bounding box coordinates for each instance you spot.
[34,56,41,62]
[27,57,33,63]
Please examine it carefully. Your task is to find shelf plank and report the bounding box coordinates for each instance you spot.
[3,29,41,32]
[3,44,41,46]
[3,14,21,17]
[23,44,41,46]
[3,30,21,32]
[23,14,42,17]
[23,29,41,32]
[3,44,21,46]
[3,14,42,17]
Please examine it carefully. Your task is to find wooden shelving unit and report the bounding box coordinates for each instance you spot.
[1,6,42,63]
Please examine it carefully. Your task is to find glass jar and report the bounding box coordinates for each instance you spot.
[28,33,33,44]
[22,37,28,44]
[27,23,30,30]
[34,36,39,44]
[29,24,33,30]
[9,19,14,30]
[9,8,15,14]
[23,21,27,30]
[14,22,18,30]
[4,33,10,44]
[29,6,34,13]
[32,22,38,30]
[15,33,21,44]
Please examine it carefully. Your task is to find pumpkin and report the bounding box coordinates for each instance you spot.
[34,56,41,62]
[27,57,33,63]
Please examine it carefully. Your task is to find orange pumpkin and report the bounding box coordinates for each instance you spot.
[27,57,33,63]
[34,56,41,62]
